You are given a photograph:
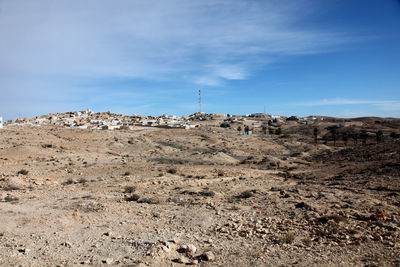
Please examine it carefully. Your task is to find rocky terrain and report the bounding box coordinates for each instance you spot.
[0,117,399,266]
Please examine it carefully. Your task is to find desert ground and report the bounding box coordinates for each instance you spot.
[0,119,399,266]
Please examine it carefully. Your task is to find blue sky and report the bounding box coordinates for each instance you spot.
[0,0,399,120]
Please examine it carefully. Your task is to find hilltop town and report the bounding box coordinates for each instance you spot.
[0,110,399,266]
[3,109,370,132]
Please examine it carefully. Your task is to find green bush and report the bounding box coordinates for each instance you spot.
[220,122,230,128]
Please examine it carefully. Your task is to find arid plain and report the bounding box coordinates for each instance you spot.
[0,116,399,266]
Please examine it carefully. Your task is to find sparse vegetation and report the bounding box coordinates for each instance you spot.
[390,132,400,139]
[360,130,368,145]
[330,128,338,146]
[220,122,230,128]
[200,190,215,197]
[1,111,400,266]
[125,193,140,202]
[4,195,19,202]
[124,186,136,193]
[323,135,329,145]
[351,132,358,145]
[137,197,160,204]
[268,127,274,134]
[318,214,347,224]
[78,177,88,183]
[342,132,348,145]
[302,237,312,247]
[63,178,74,185]
[4,185,20,191]
[262,125,267,135]
[280,232,295,244]
[238,190,254,199]
[313,127,319,144]
[376,130,383,144]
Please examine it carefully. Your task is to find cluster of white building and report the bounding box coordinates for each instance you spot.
[1,110,328,132]
[3,110,199,131]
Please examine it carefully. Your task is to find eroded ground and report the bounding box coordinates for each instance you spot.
[0,125,399,266]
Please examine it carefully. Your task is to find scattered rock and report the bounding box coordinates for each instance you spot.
[60,242,72,248]
[178,244,197,255]
[295,202,312,210]
[189,259,199,265]
[200,251,215,262]
[174,256,190,264]
[17,248,30,254]
[104,258,114,265]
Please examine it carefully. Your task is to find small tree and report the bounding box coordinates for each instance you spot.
[330,128,338,146]
[342,132,349,146]
[220,122,230,128]
[313,128,319,145]
[376,130,383,144]
[268,127,274,134]
[360,130,368,145]
[275,128,282,135]
[262,125,267,135]
[351,133,358,145]
[237,126,242,133]
[323,135,329,145]
[390,132,400,139]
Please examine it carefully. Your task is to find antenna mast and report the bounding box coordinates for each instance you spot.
[199,89,202,113]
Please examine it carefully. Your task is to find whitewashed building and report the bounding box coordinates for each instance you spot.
[0,116,3,129]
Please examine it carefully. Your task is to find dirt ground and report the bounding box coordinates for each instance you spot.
[0,123,399,266]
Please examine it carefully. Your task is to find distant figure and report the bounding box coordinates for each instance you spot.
[244,125,250,135]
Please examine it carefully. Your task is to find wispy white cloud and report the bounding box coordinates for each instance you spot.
[0,0,356,84]
[296,98,400,111]
[0,0,364,119]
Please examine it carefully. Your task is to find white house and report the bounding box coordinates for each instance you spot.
[0,116,3,129]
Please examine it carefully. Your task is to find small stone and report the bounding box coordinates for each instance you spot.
[186,244,197,255]
[175,256,189,264]
[189,259,199,265]
[172,236,181,244]
[202,251,215,261]
[61,242,72,248]
[18,248,30,254]
[104,258,113,264]
[162,245,171,252]
[178,243,197,254]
